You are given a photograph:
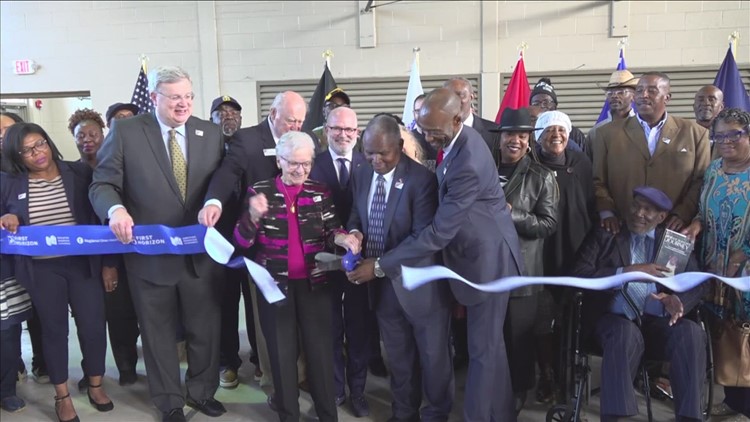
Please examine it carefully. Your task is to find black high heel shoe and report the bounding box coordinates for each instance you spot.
[54,393,80,422]
[87,383,114,412]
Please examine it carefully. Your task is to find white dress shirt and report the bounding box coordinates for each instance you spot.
[367,167,396,217]
[463,113,474,128]
[440,124,464,161]
[328,148,353,182]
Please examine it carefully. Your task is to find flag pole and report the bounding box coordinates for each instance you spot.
[322,49,334,70]
[139,54,149,73]
[413,46,420,70]
[517,41,528,60]
[729,31,739,58]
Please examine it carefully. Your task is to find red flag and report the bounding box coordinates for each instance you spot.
[495,53,531,123]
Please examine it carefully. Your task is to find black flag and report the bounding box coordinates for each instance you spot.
[302,63,337,132]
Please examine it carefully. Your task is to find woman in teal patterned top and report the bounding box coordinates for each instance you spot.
[683,107,750,419]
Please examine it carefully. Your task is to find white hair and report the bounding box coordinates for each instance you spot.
[147,66,191,93]
[535,110,572,142]
[276,131,315,159]
[270,91,306,112]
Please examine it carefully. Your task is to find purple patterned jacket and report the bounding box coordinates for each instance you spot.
[234,177,345,287]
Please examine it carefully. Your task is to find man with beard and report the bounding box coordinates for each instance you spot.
[594,72,710,235]
[586,70,638,161]
[692,85,724,157]
[208,96,262,388]
[308,106,372,416]
[378,88,524,421]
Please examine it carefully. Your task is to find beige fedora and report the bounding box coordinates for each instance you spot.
[597,69,639,90]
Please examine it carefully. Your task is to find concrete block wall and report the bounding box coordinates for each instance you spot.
[1,0,748,126]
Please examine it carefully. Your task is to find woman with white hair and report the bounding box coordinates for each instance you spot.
[234,131,359,422]
[533,110,596,403]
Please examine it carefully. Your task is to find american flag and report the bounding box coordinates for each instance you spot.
[130,66,154,114]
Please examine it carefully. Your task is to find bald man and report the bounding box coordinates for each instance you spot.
[378,88,524,422]
[201,90,321,224]
[443,77,501,163]
[693,85,724,130]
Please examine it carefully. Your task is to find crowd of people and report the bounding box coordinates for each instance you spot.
[0,64,748,422]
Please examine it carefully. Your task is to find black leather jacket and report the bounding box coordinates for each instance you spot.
[501,154,560,297]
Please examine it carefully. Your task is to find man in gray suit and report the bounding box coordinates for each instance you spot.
[346,114,454,422]
[89,66,226,422]
[378,89,524,422]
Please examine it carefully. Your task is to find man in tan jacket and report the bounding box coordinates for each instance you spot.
[593,71,710,234]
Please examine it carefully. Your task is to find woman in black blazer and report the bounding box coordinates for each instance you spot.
[0,123,113,422]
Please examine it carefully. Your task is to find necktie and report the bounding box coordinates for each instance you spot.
[437,149,444,166]
[168,129,187,200]
[337,157,350,187]
[622,234,653,320]
[366,175,386,258]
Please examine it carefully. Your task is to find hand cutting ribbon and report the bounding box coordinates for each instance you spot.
[401,265,750,293]
[1,225,285,303]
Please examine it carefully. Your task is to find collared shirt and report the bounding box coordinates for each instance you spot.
[441,124,464,161]
[268,115,280,144]
[328,148,353,182]
[366,167,396,217]
[155,114,188,160]
[463,113,474,128]
[635,111,668,156]
[612,229,665,317]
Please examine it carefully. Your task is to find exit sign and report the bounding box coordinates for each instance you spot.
[13,60,37,75]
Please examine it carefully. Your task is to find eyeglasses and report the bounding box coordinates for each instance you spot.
[711,129,749,144]
[326,126,357,135]
[531,99,555,108]
[605,89,633,97]
[19,139,49,157]
[156,91,195,102]
[280,156,313,170]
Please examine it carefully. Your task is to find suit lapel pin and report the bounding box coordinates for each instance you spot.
[662,137,671,144]
[18,192,26,200]
[395,179,404,190]
[195,129,204,137]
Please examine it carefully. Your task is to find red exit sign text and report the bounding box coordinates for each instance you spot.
[14,60,37,75]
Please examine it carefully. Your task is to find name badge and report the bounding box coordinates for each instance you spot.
[263,148,276,156]
[313,196,322,203]
[18,193,26,200]
[195,129,204,137]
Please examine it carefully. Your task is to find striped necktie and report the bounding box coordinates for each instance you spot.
[168,129,187,200]
[366,175,386,258]
[622,234,652,320]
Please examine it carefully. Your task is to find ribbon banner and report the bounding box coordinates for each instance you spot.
[401,265,750,293]
[1,225,285,304]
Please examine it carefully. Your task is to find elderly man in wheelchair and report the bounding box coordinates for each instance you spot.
[572,186,708,422]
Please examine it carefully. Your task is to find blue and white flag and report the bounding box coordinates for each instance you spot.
[402,51,424,130]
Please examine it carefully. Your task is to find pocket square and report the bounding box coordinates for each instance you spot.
[680,148,688,152]
[662,138,671,144]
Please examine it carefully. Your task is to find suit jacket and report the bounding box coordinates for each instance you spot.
[380,126,524,306]
[89,113,224,285]
[572,226,706,330]
[471,114,501,163]
[2,161,104,289]
[205,118,320,205]
[593,114,710,224]
[309,149,366,225]
[347,156,451,317]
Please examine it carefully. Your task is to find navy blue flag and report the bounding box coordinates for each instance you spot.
[714,45,750,111]
[130,66,154,114]
[596,49,627,124]
[302,63,337,132]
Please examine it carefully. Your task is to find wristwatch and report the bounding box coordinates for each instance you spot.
[374,258,385,278]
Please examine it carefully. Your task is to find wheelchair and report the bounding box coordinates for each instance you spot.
[546,283,715,422]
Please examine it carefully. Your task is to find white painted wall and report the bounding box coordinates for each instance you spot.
[2,1,748,129]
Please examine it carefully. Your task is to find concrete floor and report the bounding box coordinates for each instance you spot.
[3,313,745,422]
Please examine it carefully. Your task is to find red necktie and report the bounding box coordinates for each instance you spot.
[437,149,444,166]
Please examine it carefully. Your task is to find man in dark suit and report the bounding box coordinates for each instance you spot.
[308,106,372,416]
[443,77,500,161]
[346,114,454,422]
[376,88,524,422]
[572,186,707,422]
[89,66,226,422]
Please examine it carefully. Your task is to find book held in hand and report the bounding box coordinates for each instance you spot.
[654,229,693,276]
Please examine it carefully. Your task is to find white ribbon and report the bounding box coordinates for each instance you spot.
[401,265,750,293]
[204,228,286,303]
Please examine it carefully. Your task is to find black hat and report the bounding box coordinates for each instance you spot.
[325,88,351,105]
[490,108,535,132]
[530,78,557,104]
[105,103,139,123]
[633,186,673,211]
[210,95,242,114]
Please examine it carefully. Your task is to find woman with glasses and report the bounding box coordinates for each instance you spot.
[683,108,750,420]
[0,123,112,422]
[235,131,359,422]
